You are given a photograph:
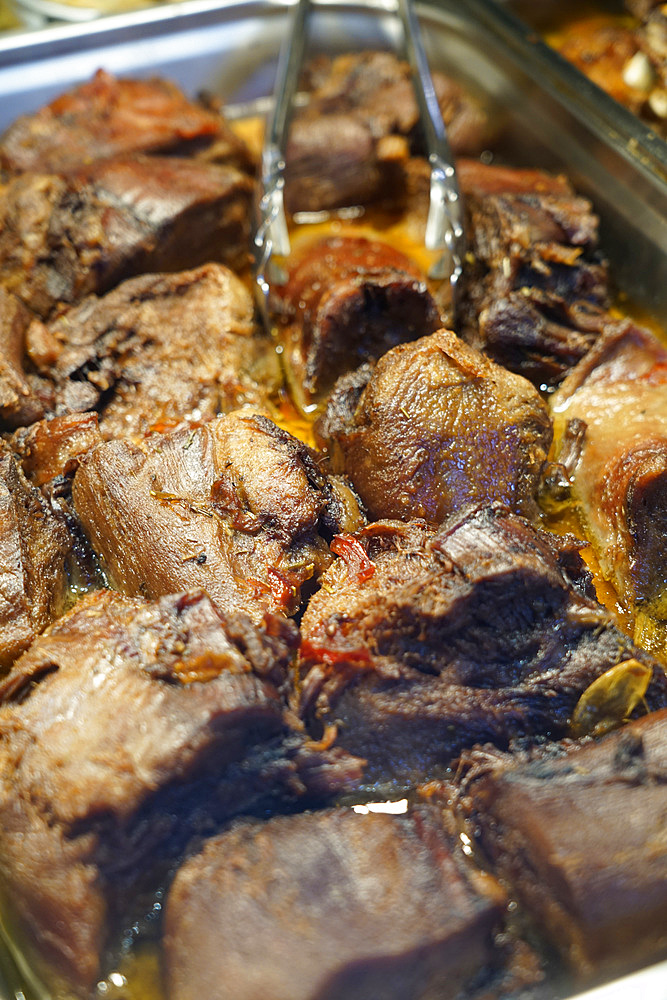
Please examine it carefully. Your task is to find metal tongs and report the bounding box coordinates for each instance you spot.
[252,0,466,327]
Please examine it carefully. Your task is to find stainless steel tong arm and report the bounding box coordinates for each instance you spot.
[396,0,466,285]
[255,0,312,265]
[253,0,466,310]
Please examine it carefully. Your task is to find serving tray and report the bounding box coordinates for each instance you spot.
[0,1,665,998]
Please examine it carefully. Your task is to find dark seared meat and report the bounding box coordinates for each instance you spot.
[276,236,441,406]
[452,709,667,979]
[0,69,252,178]
[297,506,667,787]
[284,51,489,213]
[0,587,362,994]
[72,410,364,621]
[0,288,54,429]
[0,155,253,318]
[456,160,609,387]
[25,264,275,440]
[0,450,71,669]
[551,321,667,614]
[164,806,505,1000]
[315,328,552,524]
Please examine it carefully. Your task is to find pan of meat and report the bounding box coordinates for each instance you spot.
[0,1,665,999]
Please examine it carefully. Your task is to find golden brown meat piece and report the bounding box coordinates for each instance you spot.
[0,155,253,318]
[0,288,52,429]
[555,16,643,111]
[276,235,441,408]
[315,328,552,524]
[0,450,71,668]
[551,320,667,616]
[72,409,364,622]
[284,51,490,213]
[0,69,252,178]
[25,263,275,440]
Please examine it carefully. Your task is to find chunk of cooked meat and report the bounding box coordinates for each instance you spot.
[284,51,490,213]
[0,69,252,177]
[556,17,643,111]
[0,156,253,318]
[10,411,103,488]
[456,160,609,387]
[452,708,667,979]
[0,587,362,994]
[25,264,275,439]
[164,805,506,1000]
[0,450,71,669]
[0,288,52,428]
[297,505,667,787]
[550,320,667,614]
[315,328,552,524]
[72,410,364,621]
[275,236,441,406]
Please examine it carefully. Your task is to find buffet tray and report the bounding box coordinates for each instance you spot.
[0,1,665,998]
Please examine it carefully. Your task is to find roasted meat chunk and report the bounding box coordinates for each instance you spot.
[164,806,506,1000]
[72,410,364,620]
[0,588,362,994]
[556,17,643,112]
[25,264,274,439]
[550,320,667,615]
[284,51,489,213]
[452,709,667,980]
[298,506,667,786]
[0,450,71,668]
[0,288,53,428]
[0,69,252,177]
[10,411,103,488]
[457,160,609,386]
[276,236,441,406]
[315,328,552,524]
[0,155,253,317]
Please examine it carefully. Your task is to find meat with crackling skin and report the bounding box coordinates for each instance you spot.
[72,409,364,621]
[284,51,490,214]
[0,156,253,318]
[0,588,363,995]
[25,264,276,440]
[297,505,667,787]
[314,328,552,524]
[0,69,253,178]
[164,806,506,1000]
[454,160,610,387]
[0,448,72,670]
[451,708,667,979]
[275,236,442,405]
[550,320,667,614]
